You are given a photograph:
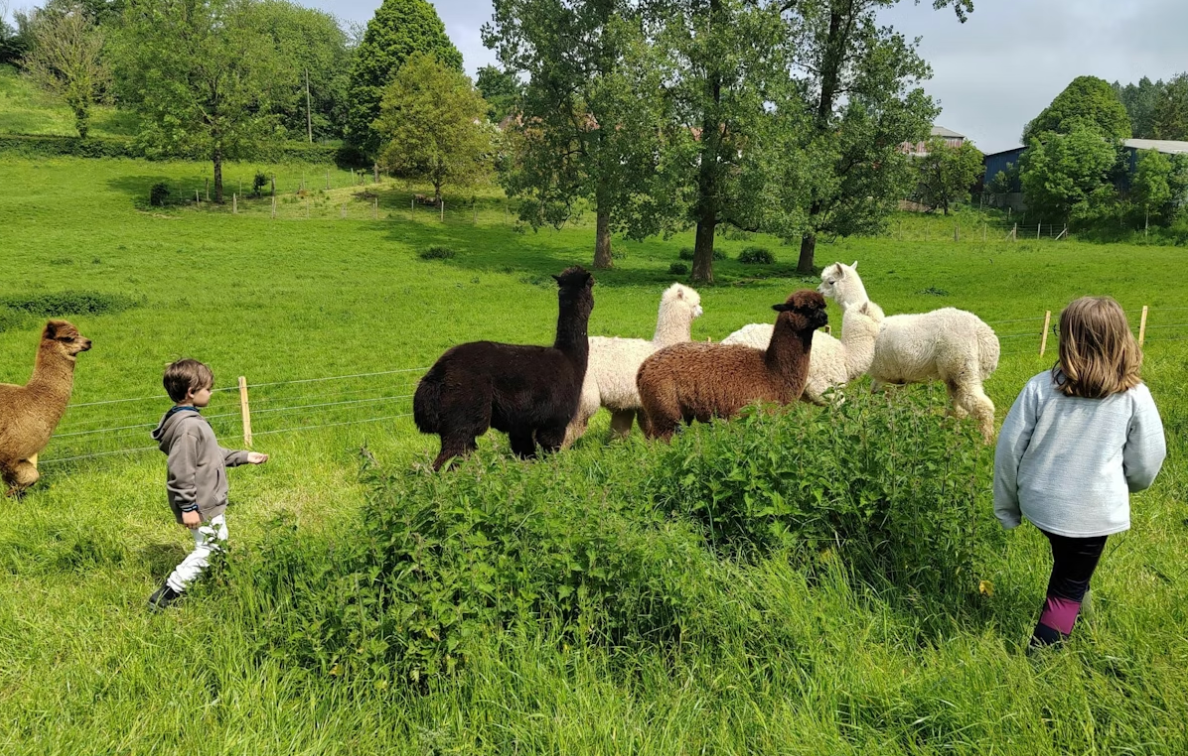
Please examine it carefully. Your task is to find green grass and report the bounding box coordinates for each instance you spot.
[1,153,1187,754]
[0,64,139,138]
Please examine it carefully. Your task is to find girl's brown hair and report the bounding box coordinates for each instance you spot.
[1052,296,1142,398]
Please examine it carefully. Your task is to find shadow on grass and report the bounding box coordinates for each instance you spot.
[140,542,189,581]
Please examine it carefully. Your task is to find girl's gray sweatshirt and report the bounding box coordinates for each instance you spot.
[993,371,1166,538]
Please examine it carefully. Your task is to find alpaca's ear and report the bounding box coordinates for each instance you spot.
[551,274,561,283]
[772,303,788,312]
[44,321,57,339]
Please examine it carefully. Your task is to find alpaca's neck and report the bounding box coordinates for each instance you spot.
[26,343,76,414]
[554,301,591,374]
[842,318,878,380]
[765,320,814,380]
[838,279,870,311]
[653,306,692,347]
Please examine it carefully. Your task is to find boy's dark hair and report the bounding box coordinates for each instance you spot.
[163,359,214,402]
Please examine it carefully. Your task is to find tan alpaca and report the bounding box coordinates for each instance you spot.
[0,320,92,493]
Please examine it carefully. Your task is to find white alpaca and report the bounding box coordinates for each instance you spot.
[722,301,883,404]
[818,261,1000,442]
[563,283,703,446]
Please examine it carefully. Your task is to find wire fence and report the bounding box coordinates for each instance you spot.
[37,304,1188,468]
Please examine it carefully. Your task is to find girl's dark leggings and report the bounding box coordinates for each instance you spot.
[1033,530,1108,646]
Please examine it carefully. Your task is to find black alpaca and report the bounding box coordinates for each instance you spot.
[413,266,595,471]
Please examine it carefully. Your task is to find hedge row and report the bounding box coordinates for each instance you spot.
[0,133,349,165]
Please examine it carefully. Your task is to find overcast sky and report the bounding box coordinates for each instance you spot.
[296,0,1188,155]
[11,0,1187,153]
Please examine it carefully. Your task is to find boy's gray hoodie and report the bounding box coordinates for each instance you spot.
[151,407,250,524]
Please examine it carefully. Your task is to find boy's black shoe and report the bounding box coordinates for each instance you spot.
[148,583,181,611]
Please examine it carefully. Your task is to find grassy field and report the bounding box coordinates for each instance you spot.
[1,153,1187,754]
[0,64,139,138]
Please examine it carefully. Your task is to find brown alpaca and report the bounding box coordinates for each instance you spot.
[636,290,828,441]
[0,320,92,493]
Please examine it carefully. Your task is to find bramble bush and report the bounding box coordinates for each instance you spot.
[232,387,999,686]
[644,387,1000,598]
[737,246,774,264]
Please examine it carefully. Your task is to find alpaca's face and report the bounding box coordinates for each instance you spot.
[663,284,703,321]
[774,291,829,332]
[44,320,92,359]
[554,267,595,318]
[817,261,858,302]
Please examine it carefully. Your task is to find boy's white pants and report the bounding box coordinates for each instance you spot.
[166,514,227,593]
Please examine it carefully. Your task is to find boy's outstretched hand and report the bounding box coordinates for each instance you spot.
[247,452,269,465]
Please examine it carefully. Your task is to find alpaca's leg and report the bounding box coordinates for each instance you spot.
[6,459,39,493]
[870,379,885,394]
[508,429,538,459]
[534,423,569,455]
[433,435,477,471]
[945,380,970,419]
[609,410,636,439]
[960,383,996,444]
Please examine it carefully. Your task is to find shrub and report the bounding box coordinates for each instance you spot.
[419,246,456,260]
[668,262,688,275]
[0,291,140,316]
[737,246,774,265]
[150,182,171,207]
[643,388,1000,598]
[232,451,713,684]
[252,172,268,198]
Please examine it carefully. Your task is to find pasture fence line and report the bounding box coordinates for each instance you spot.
[35,303,1187,468]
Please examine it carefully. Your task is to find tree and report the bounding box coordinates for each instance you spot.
[1,2,33,66]
[1113,76,1164,138]
[486,0,672,270]
[375,52,492,204]
[346,0,461,156]
[1022,76,1131,143]
[474,64,521,123]
[792,0,965,274]
[256,1,353,142]
[112,0,296,203]
[643,0,813,283]
[1151,73,1188,141]
[1131,149,1188,226]
[916,137,984,214]
[1019,124,1117,223]
[22,4,109,138]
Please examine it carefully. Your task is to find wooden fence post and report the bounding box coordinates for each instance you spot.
[205,178,209,202]
[374,163,379,184]
[1037,223,1041,240]
[195,189,200,206]
[440,199,445,223]
[374,197,379,220]
[1039,310,1051,357]
[271,195,277,219]
[1012,223,1017,241]
[239,376,253,449]
[1139,305,1148,347]
[271,174,276,197]
[233,194,237,214]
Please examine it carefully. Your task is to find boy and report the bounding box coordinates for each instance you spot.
[148,359,268,610]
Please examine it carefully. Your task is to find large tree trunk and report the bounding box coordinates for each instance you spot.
[693,214,716,283]
[213,146,224,204]
[797,9,847,275]
[797,232,817,276]
[594,208,613,269]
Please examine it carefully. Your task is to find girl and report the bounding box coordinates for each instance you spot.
[994,296,1166,646]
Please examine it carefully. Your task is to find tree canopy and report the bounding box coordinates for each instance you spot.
[1151,73,1188,141]
[22,5,109,138]
[375,51,491,203]
[1022,76,1131,143]
[346,0,462,156]
[474,65,521,123]
[915,137,984,215]
[112,0,297,202]
[1019,123,1117,223]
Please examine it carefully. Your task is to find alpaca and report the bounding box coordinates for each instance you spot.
[721,300,883,404]
[818,261,1000,442]
[636,290,828,441]
[413,266,595,470]
[563,283,703,447]
[0,320,93,493]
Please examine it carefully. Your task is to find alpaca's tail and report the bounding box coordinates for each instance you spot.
[413,370,442,434]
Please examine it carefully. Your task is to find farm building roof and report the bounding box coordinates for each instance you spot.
[1124,138,1188,155]
[930,126,965,139]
